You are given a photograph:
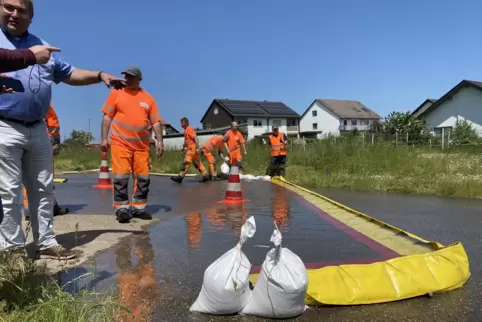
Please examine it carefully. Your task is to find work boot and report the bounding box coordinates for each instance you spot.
[199,175,210,183]
[170,175,184,183]
[132,209,152,220]
[211,175,220,181]
[54,203,70,216]
[37,244,76,260]
[116,209,131,224]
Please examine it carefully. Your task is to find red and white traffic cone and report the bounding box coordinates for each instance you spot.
[93,151,113,189]
[218,158,247,204]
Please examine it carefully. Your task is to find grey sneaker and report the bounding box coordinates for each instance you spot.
[38,244,76,260]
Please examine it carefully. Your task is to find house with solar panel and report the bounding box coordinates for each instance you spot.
[200,99,300,140]
[299,99,382,138]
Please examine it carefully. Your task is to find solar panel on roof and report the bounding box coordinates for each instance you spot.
[219,100,268,115]
[257,102,299,116]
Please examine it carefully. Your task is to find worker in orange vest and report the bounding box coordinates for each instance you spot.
[170,117,210,183]
[100,66,164,224]
[223,122,247,173]
[267,125,288,177]
[23,104,69,220]
[200,133,226,181]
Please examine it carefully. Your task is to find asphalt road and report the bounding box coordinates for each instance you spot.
[55,175,478,321]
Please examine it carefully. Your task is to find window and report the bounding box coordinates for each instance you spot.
[312,123,318,130]
[351,120,357,125]
[343,120,348,125]
[361,120,369,125]
[253,120,262,127]
[272,119,282,126]
[312,110,317,117]
[213,107,218,115]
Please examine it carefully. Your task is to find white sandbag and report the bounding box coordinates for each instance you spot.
[220,162,230,174]
[241,223,309,318]
[190,216,257,315]
[240,174,272,181]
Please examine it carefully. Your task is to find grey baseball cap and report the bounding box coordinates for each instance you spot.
[121,66,142,78]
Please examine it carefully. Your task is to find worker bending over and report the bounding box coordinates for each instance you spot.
[200,133,226,181]
[223,122,247,173]
[267,125,288,177]
[23,104,69,220]
[170,117,209,183]
[100,67,164,224]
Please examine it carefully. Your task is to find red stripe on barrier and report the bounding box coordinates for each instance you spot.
[228,174,240,183]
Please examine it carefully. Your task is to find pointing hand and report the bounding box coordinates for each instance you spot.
[29,45,61,64]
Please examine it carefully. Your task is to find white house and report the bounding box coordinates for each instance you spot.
[200,99,300,140]
[299,99,382,138]
[412,80,482,135]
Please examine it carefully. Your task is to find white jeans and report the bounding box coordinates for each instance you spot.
[0,119,57,251]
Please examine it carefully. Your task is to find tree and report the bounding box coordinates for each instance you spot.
[370,111,430,144]
[62,130,94,148]
[450,119,478,145]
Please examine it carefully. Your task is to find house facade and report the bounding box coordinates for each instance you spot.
[299,99,381,138]
[200,99,300,140]
[150,120,180,144]
[413,80,482,135]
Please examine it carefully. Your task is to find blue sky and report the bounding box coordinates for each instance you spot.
[34,0,482,141]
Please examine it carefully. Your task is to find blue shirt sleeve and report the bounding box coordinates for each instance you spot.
[53,53,75,84]
[283,133,288,141]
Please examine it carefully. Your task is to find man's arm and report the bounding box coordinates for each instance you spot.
[101,114,113,142]
[51,53,121,87]
[152,122,163,144]
[0,48,36,73]
[100,90,118,143]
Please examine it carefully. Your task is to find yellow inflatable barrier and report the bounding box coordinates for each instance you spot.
[54,178,68,183]
[249,177,471,306]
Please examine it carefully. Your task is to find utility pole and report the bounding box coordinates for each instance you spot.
[88,118,91,133]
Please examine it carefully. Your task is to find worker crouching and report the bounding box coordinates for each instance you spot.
[100,66,164,224]
[200,133,226,181]
[267,125,288,177]
[171,117,210,183]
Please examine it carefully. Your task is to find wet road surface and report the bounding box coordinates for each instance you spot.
[55,175,479,321]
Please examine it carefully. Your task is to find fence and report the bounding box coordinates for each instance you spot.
[295,130,482,150]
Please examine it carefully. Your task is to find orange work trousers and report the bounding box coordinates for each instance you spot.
[201,148,217,176]
[179,145,207,177]
[227,148,243,171]
[111,145,150,213]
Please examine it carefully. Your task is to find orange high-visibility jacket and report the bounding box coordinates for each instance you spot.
[45,105,61,146]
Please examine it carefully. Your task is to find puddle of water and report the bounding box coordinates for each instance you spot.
[57,177,398,321]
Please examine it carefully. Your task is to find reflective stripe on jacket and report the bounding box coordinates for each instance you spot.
[202,135,223,152]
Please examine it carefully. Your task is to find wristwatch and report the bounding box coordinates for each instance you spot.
[98,71,104,81]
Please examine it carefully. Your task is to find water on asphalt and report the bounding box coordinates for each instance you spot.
[54,175,479,321]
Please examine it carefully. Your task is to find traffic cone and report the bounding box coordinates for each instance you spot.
[218,158,247,204]
[93,151,112,189]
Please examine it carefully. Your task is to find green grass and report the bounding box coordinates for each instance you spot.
[0,221,129,321]
[0,251,124,322]
[55,138,482,198]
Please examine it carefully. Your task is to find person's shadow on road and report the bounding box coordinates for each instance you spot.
[55,229,145,249]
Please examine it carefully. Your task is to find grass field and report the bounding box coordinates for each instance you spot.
[0,250,121,322]
[55,139,482,198]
